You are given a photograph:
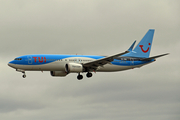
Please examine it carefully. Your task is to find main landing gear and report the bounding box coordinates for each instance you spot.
[77,73,83,80]
[86,72,92,78]
[77,72,93,80]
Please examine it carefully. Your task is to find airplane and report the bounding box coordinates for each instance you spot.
[8,29,169,80]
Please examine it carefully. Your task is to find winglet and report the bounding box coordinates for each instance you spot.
[128,40,136,51]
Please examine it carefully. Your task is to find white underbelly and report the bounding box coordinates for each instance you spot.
[14,61,145,72]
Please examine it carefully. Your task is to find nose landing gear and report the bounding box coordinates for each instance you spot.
[22,72,26,78]
[16,69,26,78]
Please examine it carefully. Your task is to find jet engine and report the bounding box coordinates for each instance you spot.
[50,71,67,77]
[65,63,83,73]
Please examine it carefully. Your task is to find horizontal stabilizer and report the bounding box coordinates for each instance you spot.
[141,53,169,61]
[128,40,136,51]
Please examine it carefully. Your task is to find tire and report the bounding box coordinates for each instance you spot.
[77,75,83,80]
[86,72,92,78]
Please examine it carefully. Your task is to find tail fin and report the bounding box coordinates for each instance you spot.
[124,29,155,58]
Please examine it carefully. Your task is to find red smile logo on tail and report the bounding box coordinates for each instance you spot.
[139,43,151,53]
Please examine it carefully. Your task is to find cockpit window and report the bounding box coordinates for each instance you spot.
[14,58,22,60]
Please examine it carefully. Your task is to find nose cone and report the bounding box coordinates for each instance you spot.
[8,61,16,68]
[8,63,12,67]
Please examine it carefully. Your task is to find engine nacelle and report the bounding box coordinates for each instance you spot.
[50,71,67,77]
[65,63,83,73]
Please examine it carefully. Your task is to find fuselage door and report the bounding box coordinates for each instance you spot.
[27,56,32,64]
[130,58,134,66]
[77,58,82,63]
[74,58,82,63]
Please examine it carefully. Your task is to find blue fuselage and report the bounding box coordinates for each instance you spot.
[8,54,154,72]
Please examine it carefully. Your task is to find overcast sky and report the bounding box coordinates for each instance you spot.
[0,0,180,120]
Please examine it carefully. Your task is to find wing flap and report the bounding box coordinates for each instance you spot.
[83,51,129,69]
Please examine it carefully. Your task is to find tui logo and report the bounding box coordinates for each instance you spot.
[33,57,46,63]
[139,43,151,53]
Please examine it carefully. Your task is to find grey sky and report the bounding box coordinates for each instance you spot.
[0,0,180,120]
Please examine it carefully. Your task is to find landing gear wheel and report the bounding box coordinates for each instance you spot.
[22,72,26,78]
[77,74,83,80]
[22,74,26,78]
[86,72,92,78]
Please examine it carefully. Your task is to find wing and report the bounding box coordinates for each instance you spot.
[83,51,129,71]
